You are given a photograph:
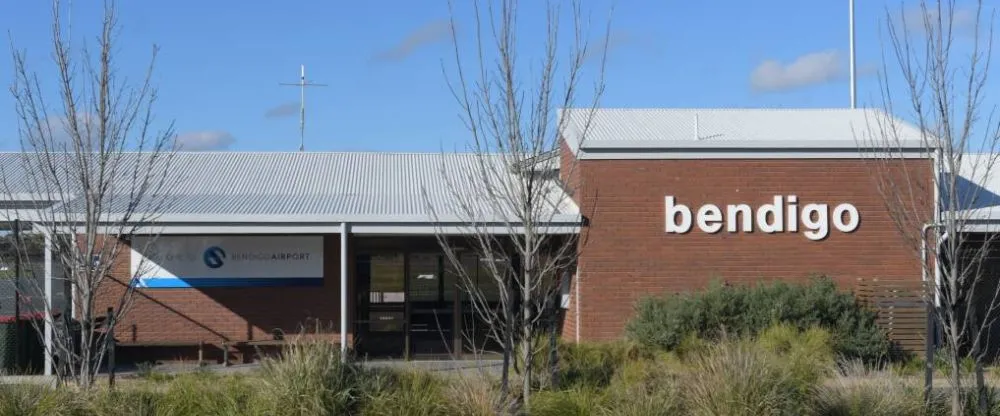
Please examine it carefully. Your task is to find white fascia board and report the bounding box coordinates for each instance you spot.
[578,151,932,160]
[152,212,583,224]
[68,223,581,236]
[957,223,1000,233]
[24,212,582,225]
[47,213,583,235]
[0,193,68,201]
[580,139,927,150]
[351,224,581,235]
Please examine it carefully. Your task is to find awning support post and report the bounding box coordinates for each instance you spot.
[340,222,349,360]
[43,232,53,377]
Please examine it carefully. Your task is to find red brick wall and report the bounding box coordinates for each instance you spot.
[560,139,581,205]
[96,234,354,350]
[570,158,933,341]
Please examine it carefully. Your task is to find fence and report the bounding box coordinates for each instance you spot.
[855,277,928,354]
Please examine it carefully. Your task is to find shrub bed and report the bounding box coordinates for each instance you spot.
[625,276,891,362]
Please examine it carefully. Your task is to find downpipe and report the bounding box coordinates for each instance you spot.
[921,223,945,405]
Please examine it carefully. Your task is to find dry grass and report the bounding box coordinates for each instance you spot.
[680,340,803,416]
[808,361,930,416]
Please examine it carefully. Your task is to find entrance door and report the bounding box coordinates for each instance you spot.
[354,253,406,358]
[407,253,457,357]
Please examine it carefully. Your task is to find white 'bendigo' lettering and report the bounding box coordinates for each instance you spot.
[664,195,860,241]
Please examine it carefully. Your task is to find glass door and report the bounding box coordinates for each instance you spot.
[407,253,456,357]
[354,253,406,358]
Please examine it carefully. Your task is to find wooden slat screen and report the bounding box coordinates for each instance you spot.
[855,277,929,354]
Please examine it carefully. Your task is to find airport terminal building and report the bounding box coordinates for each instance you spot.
[7,108,988,364]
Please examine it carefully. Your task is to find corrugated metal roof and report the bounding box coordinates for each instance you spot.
[950,153,1000,221]
[0,152,577,224]
[560,108,926,151]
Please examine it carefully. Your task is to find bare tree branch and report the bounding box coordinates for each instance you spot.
[426,0,609,411]
[3,0,176,388]
[862,1,1000,413]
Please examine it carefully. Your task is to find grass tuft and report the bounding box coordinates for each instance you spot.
[807,360,930,416]
[681,338,804,416]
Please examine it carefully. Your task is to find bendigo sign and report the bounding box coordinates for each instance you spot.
[665,195,860,241]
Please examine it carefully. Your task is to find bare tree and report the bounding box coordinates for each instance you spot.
[4,0,176,388]
[427,0,608,410]
[863,0,1000,413]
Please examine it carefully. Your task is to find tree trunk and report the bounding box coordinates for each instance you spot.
[950,318,964,416]
[521,259,533,409]
[500,336,510,407]
[952,355,963,416]
[521,326,531,410]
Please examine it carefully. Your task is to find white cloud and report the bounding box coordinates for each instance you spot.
[265,102,298,119]
[899,3,978,36]
[175,131,235,151]
[373,19,451,62]
[750,50,843,92]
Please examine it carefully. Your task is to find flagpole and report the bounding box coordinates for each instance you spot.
[849,0,857,109]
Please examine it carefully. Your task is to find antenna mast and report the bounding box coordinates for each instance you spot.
[280,65,327,151]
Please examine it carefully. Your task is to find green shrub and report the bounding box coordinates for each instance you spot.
[361,369,450,416]
[626,276,890,362]
[681,338,805,416]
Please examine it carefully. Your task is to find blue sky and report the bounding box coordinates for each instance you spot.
[0,1,990,152]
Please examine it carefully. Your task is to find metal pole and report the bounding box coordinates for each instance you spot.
[280,65,327,152]
[849,0,857,109]
[43,232,52,377]
[299,65,305,152]
[12,219,20,371]
[340,223,348,359]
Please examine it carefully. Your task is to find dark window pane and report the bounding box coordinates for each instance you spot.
[409,253,439,302]
[370,253,404,303]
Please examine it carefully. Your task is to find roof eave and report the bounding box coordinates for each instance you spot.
[579,139,929,150]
